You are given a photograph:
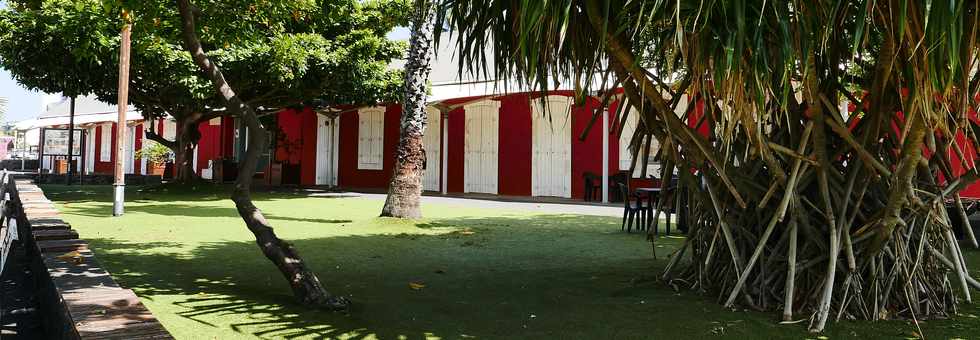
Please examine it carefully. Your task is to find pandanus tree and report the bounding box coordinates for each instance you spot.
[444,0,980,332]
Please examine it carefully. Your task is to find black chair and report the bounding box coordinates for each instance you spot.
[583,172,601,202]
[610,171,629,202]
[618,182,646,233]
[649,177,679,235]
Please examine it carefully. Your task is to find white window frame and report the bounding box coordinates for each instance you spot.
[357,106,386,170]
[100,123,112,162]
[618,109,661,178]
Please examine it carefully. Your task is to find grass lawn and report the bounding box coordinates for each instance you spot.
[41,184,980,339]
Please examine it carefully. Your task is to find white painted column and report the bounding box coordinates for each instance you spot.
[441,111,449,195]
[602,108,609,203]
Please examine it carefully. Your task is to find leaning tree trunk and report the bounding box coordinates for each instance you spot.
[176,0,348,310]
[144,113,202,183]
[174,115,202,183]
[380,0,437,219]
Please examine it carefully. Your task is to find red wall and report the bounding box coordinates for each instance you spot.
[196,119,222,175]
[221,116,236,159]
[301,108,318,186]
[273,108,320,186]
[93,123,117,174]
[92,122,145,174]
[133,123,143,174]
[570,96,621,199]
[447,105,465,193]
[338,104,402,189]
[335,92,625,199]
[496,94,533,196]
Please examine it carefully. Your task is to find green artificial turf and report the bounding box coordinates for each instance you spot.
[40,184,980,339]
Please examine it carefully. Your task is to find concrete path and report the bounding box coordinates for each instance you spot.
[307,191,625,217]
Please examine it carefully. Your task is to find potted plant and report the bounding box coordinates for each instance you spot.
[136,141,173,176]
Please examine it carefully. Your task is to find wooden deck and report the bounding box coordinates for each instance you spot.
[17,180,173,339]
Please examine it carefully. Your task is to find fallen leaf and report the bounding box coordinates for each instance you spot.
[56,251,84,264]
[409,282,425,290]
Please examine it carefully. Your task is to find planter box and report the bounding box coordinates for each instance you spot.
[147,162,166,176]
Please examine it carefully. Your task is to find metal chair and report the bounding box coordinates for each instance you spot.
[583,172,601,202]
[649,177,679,235]
[610,171,629,202]
[618,182,646,233]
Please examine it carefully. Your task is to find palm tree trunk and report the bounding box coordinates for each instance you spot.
[176,0,348,310]
[380,0,437,219]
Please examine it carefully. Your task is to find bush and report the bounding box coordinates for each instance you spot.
[136,141,173,163]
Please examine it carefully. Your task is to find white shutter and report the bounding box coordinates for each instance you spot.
[531,96,572,197]
[463,100,500,194]
[100,123,112,162]
[619,108,662,178]
[423,107,441,191]
[357,107,385,170]
[86,127,96,173]
[487,109,499,194]
[163,119,177,141]
[374,110,384,166]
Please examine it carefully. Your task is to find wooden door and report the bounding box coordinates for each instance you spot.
[315,114,333,185]
[423,107,441,191]
[532,96,572,197]
[464,100,500,194]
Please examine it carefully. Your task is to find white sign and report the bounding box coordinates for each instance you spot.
[43,129,83,156]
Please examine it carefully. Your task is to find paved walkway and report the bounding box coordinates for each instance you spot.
[307,191,625,217]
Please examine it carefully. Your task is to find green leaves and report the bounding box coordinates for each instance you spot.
[0,0,406,116]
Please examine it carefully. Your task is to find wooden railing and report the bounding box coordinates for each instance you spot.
[0,170,26,276]
[0,171,172,339]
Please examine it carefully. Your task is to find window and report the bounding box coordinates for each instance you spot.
[357,107,385,170]
[618,109,661,178]
[100,123,112,162]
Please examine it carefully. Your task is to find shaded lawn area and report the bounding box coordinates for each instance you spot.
[41,184,980,339]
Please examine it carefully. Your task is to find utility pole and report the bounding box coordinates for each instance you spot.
[66,96,75,185]
[113,19,131,217]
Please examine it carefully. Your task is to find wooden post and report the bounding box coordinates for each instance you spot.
[113,21,131,217]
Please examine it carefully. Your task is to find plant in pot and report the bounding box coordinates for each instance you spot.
[136,141,173,176]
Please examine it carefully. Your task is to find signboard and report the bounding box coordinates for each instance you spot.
[43,129,83,156]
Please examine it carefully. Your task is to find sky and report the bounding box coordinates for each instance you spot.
[0,1,410,125]
[0,1,50,124]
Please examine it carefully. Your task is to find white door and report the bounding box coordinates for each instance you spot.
[531,96,573,197]
[124,125,135,174]
[85,127,95,174]
[422,107,441,191]
[315,114,335,186]
[464,100,500,194]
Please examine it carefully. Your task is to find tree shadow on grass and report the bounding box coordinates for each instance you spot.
[65,206,980,340]
[56,202,353,225]
[80,214,736,339]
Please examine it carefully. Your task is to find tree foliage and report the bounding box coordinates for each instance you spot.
[0,0,407,115]
[0,0,407,181]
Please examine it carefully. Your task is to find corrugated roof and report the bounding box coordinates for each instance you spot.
[38,95,136,119]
